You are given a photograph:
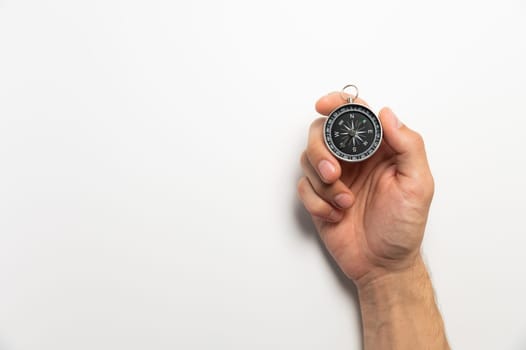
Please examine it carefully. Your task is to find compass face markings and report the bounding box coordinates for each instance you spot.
[324,104,382,162]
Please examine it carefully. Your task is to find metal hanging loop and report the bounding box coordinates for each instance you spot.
[340,84,359,103]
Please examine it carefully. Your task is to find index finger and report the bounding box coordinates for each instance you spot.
[315,91,370,116]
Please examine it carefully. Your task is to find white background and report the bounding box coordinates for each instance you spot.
[1,1,525,349]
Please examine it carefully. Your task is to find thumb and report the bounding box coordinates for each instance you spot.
[379,107,430,179]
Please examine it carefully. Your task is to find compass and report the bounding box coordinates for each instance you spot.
[323,85,382,162]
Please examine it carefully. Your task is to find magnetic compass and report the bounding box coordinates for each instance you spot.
[323,85,382,162]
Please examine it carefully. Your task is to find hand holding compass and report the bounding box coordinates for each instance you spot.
[298,87,435,283]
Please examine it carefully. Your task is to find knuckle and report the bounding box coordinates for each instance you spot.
[305,146,320,166]
[424,173,435,200]
[308,200,330,217]
[309,117,326,131]
[306,119,330,163]
[297,177,308,196]
[300,151,308,167]
[411,132,425,148]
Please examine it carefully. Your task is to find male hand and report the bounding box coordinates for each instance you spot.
[297,92,435,287]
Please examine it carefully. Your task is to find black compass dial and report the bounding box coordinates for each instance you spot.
[324,104,382,162]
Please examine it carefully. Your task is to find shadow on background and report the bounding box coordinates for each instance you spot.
[0,339,10,350]
[293,178,363,348]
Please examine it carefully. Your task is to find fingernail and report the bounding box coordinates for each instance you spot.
[334,193,353,209]
[318,160,336,182]
[328,210,343,222]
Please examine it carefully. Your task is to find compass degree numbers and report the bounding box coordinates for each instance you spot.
[323,104,382,162]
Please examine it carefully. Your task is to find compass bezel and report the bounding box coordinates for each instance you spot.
[323,103,383,162]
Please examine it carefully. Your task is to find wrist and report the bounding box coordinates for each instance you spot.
[356,253,430,305]
[356,253,450,349]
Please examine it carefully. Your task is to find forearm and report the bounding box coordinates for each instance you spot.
[357,254,450,350]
